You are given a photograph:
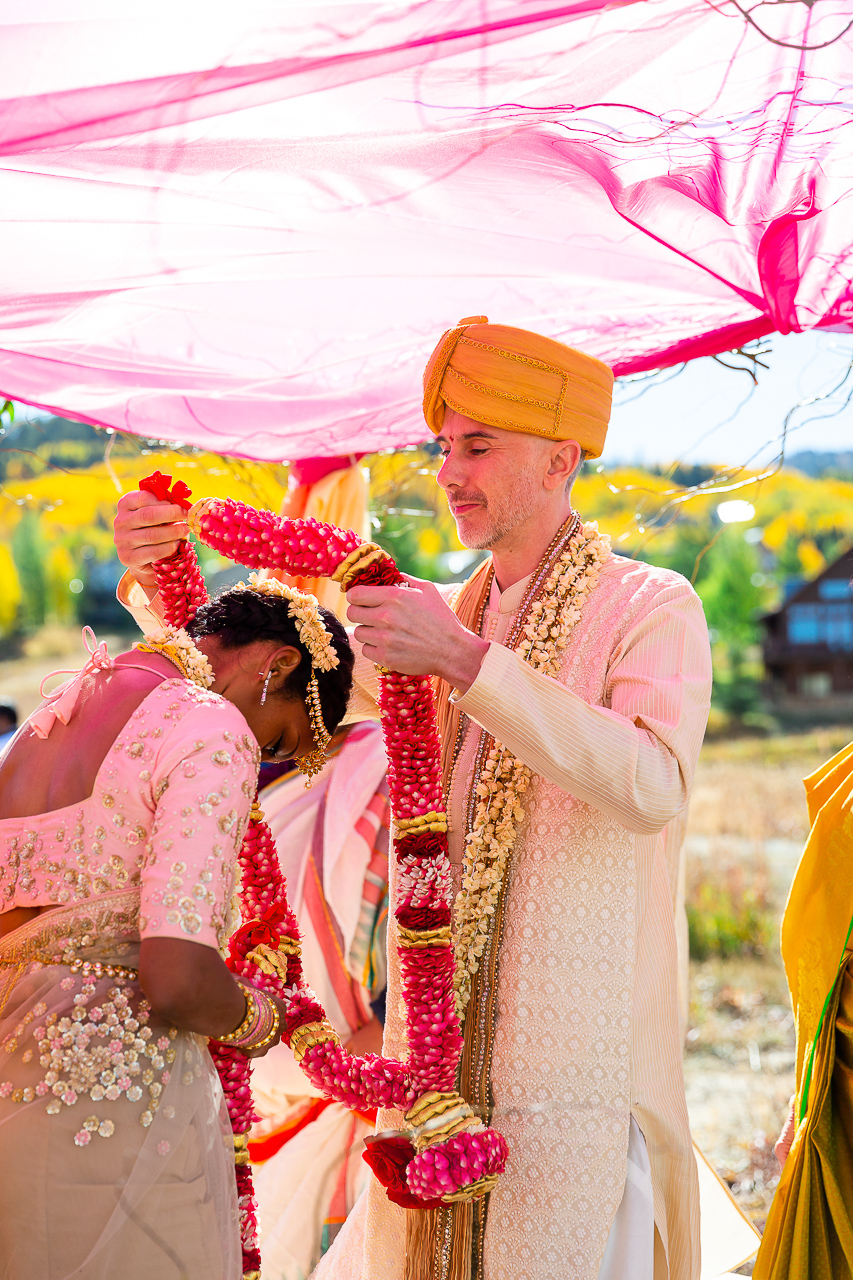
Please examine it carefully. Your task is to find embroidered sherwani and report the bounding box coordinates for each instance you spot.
[119,551,711,1280]
[325,551,710,1280]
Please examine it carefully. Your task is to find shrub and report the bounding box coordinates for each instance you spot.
[687,848,775,960]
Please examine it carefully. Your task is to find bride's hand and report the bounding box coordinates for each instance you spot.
[240,997,288,1058]
[775,1098,797,1169]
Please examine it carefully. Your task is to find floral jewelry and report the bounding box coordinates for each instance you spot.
[236,573,340,672]
[134,626,214,688]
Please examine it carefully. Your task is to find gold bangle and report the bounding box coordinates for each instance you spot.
[247,1002,281,1053]
[216,985,281,1051]
[216,986,256,1045]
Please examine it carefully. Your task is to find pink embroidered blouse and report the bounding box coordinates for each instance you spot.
[0,679,260,951]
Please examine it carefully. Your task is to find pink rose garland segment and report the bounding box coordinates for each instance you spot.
[139,477,508,1277]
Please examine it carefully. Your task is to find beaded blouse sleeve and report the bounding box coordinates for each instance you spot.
[137,689,259,949]
[451,581,711,836]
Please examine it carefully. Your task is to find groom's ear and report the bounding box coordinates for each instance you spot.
[544,439,583,491]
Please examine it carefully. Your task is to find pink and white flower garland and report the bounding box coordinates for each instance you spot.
[139,475,508,1277]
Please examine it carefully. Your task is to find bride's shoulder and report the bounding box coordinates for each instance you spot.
[139,679,259,772]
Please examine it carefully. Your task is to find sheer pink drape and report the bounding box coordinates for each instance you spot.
[0,0,851,460]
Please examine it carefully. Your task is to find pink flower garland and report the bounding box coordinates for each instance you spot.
[140,478,508,1278]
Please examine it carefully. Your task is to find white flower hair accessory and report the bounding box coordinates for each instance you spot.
[238,574,340,673]
[136,626,215,688]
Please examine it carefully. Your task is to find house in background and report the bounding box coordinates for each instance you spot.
[763,546,853,700]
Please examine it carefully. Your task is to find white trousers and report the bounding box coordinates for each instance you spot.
[596,1117,655,1280]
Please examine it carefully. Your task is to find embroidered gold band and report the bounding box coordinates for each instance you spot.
[442,1173,500,1203]
[245,940,300,983]
[404,1091,483,1152]
[331,543,392,589]
[396,810,448,835]
[288,1019,340,1064]
[397,926,452,949]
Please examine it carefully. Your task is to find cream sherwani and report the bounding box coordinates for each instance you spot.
[118,552,711,1280]
[319,551,711,1280]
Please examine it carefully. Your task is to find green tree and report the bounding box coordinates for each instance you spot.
[699,529,765,645]
[11,511,48,629]
[694,528,768,717]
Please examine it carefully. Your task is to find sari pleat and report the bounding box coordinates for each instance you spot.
[756,957,853,1279]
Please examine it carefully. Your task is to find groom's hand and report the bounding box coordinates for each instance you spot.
[346,575,488,693]
[114,491,190,588]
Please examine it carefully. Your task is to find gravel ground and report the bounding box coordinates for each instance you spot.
[684,956,795,1236]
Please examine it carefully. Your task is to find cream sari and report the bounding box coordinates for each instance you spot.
[0,891,240,1278]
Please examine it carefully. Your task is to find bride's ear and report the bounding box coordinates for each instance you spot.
[267,645,303,690]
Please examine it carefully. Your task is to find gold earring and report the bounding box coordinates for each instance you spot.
[295,670,331,786]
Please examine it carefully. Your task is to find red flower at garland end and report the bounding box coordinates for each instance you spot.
[362,1133,444,1211]
[139,470,193,510]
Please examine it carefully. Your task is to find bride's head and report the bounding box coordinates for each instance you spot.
[188,583,354,775]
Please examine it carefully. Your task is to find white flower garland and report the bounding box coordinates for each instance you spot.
[453,522,610,1018]
[137,626,215,688]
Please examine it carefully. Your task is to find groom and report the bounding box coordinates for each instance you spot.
[114,316,711,1280]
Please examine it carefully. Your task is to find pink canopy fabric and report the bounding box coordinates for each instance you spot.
[1,0,851,461]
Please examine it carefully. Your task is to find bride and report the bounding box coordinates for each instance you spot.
[0,580,353,1280]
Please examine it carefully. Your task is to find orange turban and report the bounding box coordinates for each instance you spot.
[422,316,613,458]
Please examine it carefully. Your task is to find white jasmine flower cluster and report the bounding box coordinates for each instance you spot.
[241,574,340,672]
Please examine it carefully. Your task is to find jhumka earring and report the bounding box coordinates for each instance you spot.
[260,669,272,705]
[296,672,331,784]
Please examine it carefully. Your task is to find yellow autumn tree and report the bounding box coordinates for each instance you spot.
[0,544,21,632]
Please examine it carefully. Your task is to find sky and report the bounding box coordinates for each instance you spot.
[605,331,853,470]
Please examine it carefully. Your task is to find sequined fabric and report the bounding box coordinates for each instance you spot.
[0,678,260,1278]
[0,946,240,1278]
[0,679,258,949]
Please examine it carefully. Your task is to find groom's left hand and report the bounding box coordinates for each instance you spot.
[346,575,488,693]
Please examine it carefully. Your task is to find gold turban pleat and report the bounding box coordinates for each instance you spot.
[422,316,613,458]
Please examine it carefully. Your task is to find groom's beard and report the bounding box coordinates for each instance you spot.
[448,471,542,552]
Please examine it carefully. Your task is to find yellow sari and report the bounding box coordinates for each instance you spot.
[755,742,853,1279]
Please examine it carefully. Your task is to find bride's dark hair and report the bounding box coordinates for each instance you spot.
[188,587,354,735]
